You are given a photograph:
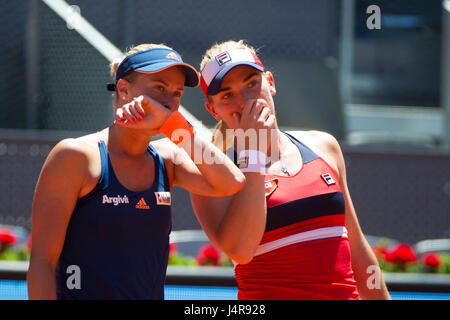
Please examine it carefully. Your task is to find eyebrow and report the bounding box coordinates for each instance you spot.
[151,79,184,91]
[244,72,260,82]
[217,72,260,94]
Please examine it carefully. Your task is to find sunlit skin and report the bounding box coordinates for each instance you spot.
[205,65,276,129]
[124,68,185,112]
[191,61,391,299]
[27,62,245,300]
[114,67,186,138]
[205,65,303,173]
[113,61,391,299]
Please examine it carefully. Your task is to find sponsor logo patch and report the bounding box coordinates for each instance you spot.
[215,51,232,66]
[237,156,248,169]
[155,192,171,206]
[102,194,129,206]
[264,178,279,197]
[321,173,336,186]
[135,197,150,210]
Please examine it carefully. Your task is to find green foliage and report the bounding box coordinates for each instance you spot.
[168,253,197,266]
[0,246,30,261]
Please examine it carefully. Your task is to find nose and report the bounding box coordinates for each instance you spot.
[162,95,179,112]
[238,89,256,110]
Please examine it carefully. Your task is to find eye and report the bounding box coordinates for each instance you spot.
[222,92,232,100]
[174,91,182,98]
[155,86,165,92]
[248,80,259,88]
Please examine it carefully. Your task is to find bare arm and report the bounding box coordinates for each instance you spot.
[190,171,266,264]
[120,97,273,263]
[27,139,89,300]
[189,99,275,264]
[170,132,245,197]
[115,95,246,197]
[325,133,391,300]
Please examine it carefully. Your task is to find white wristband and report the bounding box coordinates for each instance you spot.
[237,150,267,174]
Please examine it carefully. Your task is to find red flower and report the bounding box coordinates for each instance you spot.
[0,229,18,247]
[385,243,417,264]
[422,253,441,268]
[169,243,178,258]
[196,244,220,266]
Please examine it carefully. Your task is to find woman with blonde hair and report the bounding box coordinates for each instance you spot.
[118,40,391,300]
[197,40,391,300]
[27,43,245,300]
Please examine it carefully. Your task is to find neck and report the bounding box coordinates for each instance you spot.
[267,129,294,165]
[107,124,155,157]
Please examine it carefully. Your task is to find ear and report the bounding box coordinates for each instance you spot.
[264,71,276,96]
[204,99,222,121]
[116,78,130,101]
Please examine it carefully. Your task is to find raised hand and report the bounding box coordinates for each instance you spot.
[114,95,172,131]
[233,99,276,153]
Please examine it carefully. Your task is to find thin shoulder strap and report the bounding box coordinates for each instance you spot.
[147,144,170,191]
[97,140,119,189]
[282,131,320,164]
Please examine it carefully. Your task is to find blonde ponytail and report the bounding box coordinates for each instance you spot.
[211,120,234,152]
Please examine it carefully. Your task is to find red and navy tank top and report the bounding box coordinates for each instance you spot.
[234,132,360,300]
[55,141,171,299]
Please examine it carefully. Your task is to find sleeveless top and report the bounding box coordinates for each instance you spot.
[55,141,171,299]
[234,132,360,300]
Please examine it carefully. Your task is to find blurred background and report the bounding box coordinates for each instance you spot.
[0,0,449,248]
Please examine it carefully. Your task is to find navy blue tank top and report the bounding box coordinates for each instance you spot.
[55,141,171,300]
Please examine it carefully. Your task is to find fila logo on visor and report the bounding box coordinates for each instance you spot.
[321,173,336,186]
[215,51,232,66]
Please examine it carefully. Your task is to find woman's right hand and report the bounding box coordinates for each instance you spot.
[114,95,172,131]
[232,98,276,153]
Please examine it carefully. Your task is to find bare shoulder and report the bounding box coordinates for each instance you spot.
[286,130,344,175]
[36,133,102,197]
[286,130,341,154]
[51,134,97,158]
[44,133,100,173]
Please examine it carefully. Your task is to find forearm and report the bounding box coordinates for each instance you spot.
[182,132,245,195]
[27,259,57,300]
[214,173,266,264]
[351,241,391,300]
